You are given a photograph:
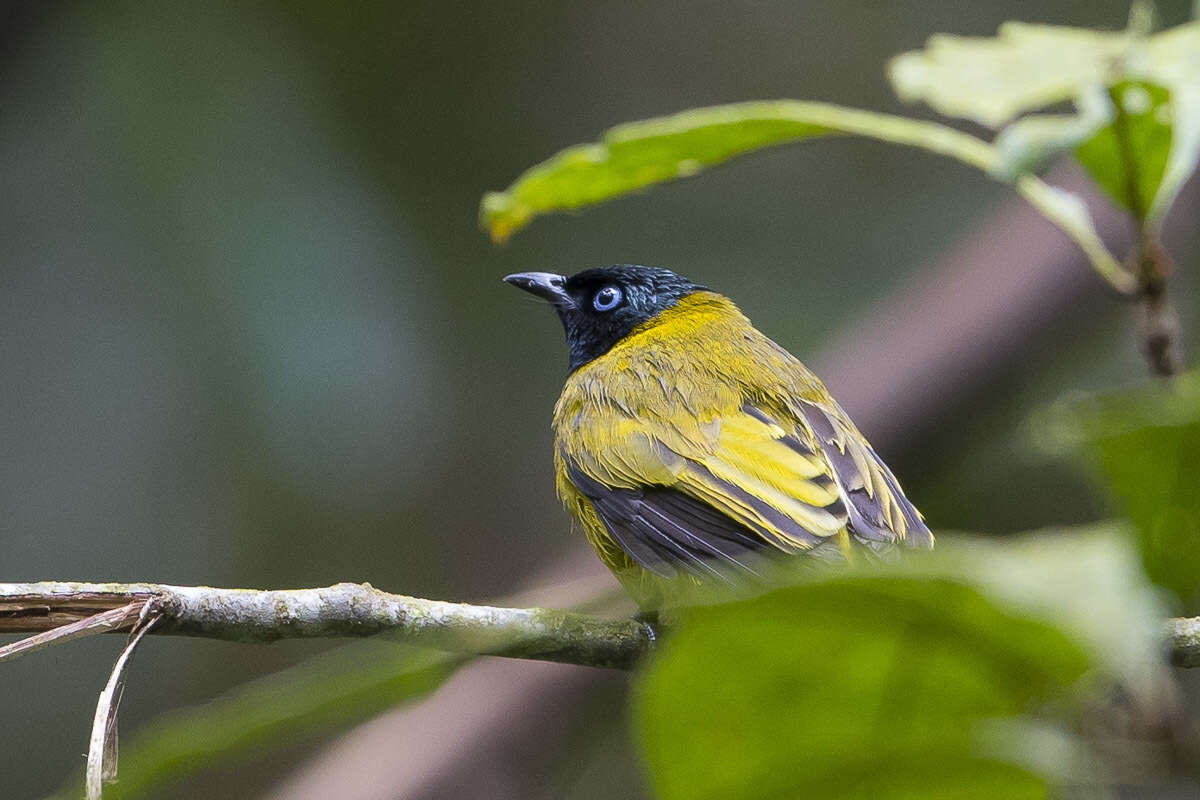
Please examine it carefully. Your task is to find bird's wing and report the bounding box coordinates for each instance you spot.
[796,400,934,550]
[564,463,769,581]
[563,398,932,579]
[561,402,854,580]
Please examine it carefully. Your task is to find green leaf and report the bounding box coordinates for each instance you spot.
[65,642,465,799]
[481,101,841,243]
[480,101,1128,291]
[482,100,1038,243]
[929,527,1168,707]
[1140,22,1200,225]
[635,529,1166,800]
[991,86,1113,180]
[890,20,1200,230]
[1075,82,1174,222]
[1040,371,1200,610]
[888,23,1132,128]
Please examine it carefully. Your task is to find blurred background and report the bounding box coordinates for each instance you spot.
[2,1,1198,798]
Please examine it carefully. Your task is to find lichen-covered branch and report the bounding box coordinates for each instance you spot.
[1167,616,1200,668]
[0,582,652,670]
[7,581,1200,671]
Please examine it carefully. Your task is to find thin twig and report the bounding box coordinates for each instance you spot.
[0,582,653,670]
[0,601,145,663]
[1107,84,1180,376]
[1133,238,1179,377]
[86,605,161,799]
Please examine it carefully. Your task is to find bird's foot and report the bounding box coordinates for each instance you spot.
[634,610,662,649]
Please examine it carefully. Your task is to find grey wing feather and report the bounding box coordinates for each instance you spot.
[799,401,933,549]
[565,462,767,581]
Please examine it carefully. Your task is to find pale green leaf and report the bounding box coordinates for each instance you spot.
[992,85,1112,180]
[1038,371,1200,610]
[481,101,847,243]
[480,101,1127,291]
[482,101,1071,244]
[888,23,1131,128]
[1140,21,1200,225]
[929,528,1169,708]
[890,20,1200,229]
[635,528,1162,800]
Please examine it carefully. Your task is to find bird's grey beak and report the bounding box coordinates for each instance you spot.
[503,272,572,306]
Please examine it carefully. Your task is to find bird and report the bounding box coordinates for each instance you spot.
[504,265,932,610]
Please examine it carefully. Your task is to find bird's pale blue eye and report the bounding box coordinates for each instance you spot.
[592,286,623,312]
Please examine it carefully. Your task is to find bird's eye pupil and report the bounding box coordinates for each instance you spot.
[593,286,623,312]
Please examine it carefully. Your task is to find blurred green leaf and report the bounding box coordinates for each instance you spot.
[481,101,836,243]
[1141,22,1200,224]
[70,642,465,800]
[890,19,1200,229]
[1075,82,1173,222]
[483,86,1137,288]
[888,23,1132,128]
[991,85,1113,180]
[483,100,1047,243]
[480,101,1128,290]
[635,528,1165,800]
[1041,371,1200,610]
[930,527,1168,707]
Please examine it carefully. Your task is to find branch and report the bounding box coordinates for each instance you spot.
[6,581,1200,671]
[1168,616,1200,668]
[1105,83,1181,377]
[1131,236,1179,378]
[0,582,653,671]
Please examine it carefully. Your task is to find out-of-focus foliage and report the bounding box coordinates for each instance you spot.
[1075,81,1174,218]
[480,98,1127,290]
[891,17,1200,227]
[483,14,1200,295]
[478,102,1028,245]
[634,529,1167,800]
[1041,371,1200,611]
[890,22,1134,126]
[479,101,1131,291]
[79,642,462,800]
[480,103,833,244]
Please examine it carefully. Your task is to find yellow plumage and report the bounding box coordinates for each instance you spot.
[506,267,932,610]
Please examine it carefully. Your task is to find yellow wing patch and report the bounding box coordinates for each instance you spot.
[676,405,847,551]
[560,399,850,557]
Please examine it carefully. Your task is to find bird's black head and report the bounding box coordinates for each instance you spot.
[504,265,705,371]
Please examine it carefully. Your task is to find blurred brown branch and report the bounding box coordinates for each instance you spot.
[0,581,651,670]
